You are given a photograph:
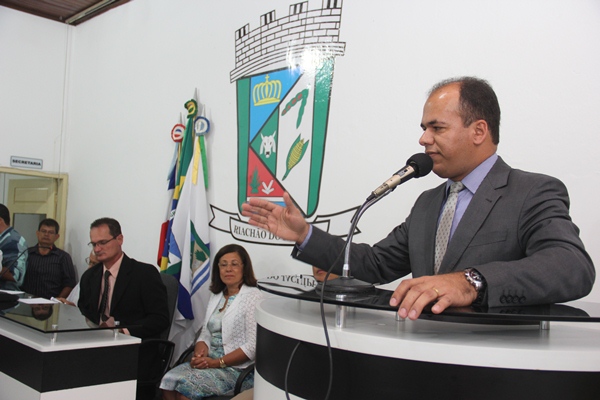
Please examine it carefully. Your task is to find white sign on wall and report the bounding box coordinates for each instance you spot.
[10,156,43,169]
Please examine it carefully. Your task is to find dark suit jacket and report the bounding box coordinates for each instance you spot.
[295,157,595,307]
[78,253,169,339]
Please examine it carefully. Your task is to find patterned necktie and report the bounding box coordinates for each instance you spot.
[98,270,111,321]
[434,181,464,274]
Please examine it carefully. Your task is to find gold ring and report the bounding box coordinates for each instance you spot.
[433,288,440,296]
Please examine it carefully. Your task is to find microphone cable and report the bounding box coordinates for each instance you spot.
[284,341,302,399]
[282,154,432,398]
[283,243,346,400]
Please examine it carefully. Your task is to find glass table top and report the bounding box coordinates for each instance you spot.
[0,292,135,333]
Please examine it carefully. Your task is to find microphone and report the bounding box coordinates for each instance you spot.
[367,153,433,200]
[0,246,30,282]
[320,153,433,327]
[321,153,433,302]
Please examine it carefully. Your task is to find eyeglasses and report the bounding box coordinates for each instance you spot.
[88,237,116,248]
[39,229,57,235]
[218,260,243,269]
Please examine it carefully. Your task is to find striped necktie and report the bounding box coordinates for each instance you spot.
[98,270,111,321]
[434,181,464,274]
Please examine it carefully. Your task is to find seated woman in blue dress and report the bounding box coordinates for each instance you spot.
[160,244,262,400]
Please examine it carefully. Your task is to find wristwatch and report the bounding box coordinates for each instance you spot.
[464,268,486,304]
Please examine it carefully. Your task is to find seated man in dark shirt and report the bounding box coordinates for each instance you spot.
[22,218,77,299]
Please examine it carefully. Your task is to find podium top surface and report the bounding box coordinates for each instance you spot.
[257,275,600,324]
[0,293,139,334]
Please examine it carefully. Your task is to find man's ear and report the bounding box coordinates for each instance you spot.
[472,119,490,145]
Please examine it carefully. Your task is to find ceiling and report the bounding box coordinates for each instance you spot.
[0,0,132,25]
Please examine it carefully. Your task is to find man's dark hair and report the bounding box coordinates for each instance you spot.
[209,244,258,294]
[90,217,122,237]
[430,76,501,144]
[38,218,60,234]
[0,204,10,225]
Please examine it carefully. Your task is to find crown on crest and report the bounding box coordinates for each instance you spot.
[253,75,282,106]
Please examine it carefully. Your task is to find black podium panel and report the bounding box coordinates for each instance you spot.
[256,325,599,400]
[0,331,138,392]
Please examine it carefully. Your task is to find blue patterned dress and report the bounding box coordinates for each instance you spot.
[160,295,254,399]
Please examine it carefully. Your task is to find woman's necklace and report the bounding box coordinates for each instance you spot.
[219,291,238,312]
[219,297,229,312]
[219,286,240,312]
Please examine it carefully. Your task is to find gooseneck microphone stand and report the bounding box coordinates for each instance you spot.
[317,153,433,327]
[319,189,394,327]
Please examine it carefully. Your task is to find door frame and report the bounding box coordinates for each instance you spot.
[0,167,69,248]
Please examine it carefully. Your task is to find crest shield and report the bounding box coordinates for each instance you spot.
[237,60,335,217]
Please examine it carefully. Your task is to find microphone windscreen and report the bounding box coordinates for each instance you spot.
[406,153,433,178]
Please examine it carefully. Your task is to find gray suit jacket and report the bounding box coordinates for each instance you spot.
[295,157,595,307]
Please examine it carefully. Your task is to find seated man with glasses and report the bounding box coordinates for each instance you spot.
[77,217,169,340]
[22,218,77,299]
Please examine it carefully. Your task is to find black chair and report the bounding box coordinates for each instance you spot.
[136,273,179,400]
[209,363,254,400]
[158,273,179,340]
[172,343,255,400]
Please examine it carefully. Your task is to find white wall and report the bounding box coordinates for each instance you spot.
[1,0,600,305]
[0,7,70,172]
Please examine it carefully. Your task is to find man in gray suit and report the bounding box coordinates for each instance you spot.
[241,77,595,320]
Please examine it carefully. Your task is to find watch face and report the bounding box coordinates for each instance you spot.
[465,269,483,291]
